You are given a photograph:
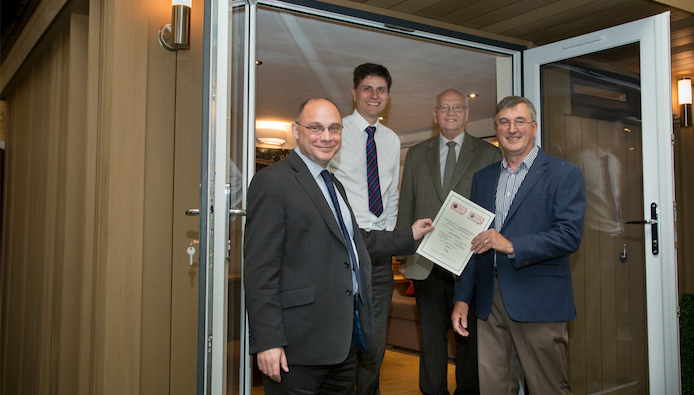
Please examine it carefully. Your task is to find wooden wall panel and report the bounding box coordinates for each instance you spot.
[566,114,587,393]
[612,121,632,392]
[543,61,650,393]
[626,124,648,392]
[597,119,617,391]
[139,0,177,393]
[0,13,89,394]
[169,0,206,392]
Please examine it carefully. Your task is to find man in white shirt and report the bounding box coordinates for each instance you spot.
[330,63,401,395]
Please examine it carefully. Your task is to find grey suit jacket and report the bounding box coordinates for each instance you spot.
[244,151,414,365]
[397,133,502,280]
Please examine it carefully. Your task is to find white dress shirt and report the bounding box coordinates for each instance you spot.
[330,110,401,232]
[295,146,360,293]
[438,132,465,185]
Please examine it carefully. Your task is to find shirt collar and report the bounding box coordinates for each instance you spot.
[294,146,327,180]
[350,109,381,133]
[501,145,540,171]
[438,131,465,151]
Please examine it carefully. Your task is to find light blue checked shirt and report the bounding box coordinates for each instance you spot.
[494,145,540,261]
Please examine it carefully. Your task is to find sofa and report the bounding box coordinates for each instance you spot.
[386,262,456,358]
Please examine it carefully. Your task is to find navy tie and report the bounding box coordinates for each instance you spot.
[320,170,366,351]
[365,126,384,217]
[320,170,362,298]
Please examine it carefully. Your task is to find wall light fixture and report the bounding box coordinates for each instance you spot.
[159,0,191,51]
[679,77,692,128]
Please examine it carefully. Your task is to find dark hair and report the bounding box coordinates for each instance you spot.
[295,98,338,122]
[494,96,537,123]
[353,63,392,92]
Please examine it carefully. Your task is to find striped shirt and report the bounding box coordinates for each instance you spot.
[495,145,540,232]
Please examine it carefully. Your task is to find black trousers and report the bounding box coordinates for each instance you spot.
[356,257,394,395]
[262,342,358,395]
[413,265,479,395]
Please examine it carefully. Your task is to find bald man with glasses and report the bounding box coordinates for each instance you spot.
[245,98,434,395]
[398,89,501,395]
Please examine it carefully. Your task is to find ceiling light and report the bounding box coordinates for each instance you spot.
[468,93,478,98]
[257,137,286,146]
[256,127,287,146]
[256,60,263,65]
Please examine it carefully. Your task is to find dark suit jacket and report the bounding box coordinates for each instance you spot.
[397,133,502,280]
[244,151,414,366]
[454,148,586,322]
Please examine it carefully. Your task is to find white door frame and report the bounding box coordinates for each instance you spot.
[523,12,680,394]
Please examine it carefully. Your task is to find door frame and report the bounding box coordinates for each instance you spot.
[199,2,681,395]
[523,12,680,394]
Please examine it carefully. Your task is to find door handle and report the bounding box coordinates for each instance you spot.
[624,219,657,225]
[185,208,246,217]
[624,202,658,255]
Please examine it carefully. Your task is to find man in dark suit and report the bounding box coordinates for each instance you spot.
[244,98,433,394]
[452,96,586,394]
[398,89,501,395]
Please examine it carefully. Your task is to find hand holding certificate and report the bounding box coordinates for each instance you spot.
[415,191,494,275]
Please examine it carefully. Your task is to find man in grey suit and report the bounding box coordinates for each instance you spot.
[398,89,501,395]
[244,98,433,394]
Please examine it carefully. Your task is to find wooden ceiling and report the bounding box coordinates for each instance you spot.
[337,0,694,78]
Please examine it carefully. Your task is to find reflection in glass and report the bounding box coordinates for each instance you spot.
[541,43,648,394]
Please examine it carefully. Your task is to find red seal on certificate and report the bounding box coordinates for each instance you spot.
[468,212,484,225]
[451,202,467,215]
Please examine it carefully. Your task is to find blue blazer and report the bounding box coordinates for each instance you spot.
[454,148,586,322]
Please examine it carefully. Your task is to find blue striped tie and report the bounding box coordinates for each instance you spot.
[365,126,384,217]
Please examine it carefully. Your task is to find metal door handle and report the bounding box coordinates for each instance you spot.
[624,202,658,255]
[185,208,246,217]
[624,219,657,225]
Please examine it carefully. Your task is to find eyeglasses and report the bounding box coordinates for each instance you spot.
[295,122,343,135]
[495,119,533,130]
[436,105,467,113]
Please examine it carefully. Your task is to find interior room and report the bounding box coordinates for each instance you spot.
[230,6,514,394]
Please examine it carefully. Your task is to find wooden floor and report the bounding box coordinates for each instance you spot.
[250,347,456,395]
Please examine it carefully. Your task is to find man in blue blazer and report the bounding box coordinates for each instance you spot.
[452,96,585,395]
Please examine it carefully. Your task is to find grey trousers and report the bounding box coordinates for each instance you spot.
[478,278,571,395]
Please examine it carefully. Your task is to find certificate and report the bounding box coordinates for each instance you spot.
[416,190,495,275]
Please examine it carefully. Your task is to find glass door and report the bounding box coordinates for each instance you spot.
[523,12,679,394]
[202,0,524,394]
[198,0,251,394]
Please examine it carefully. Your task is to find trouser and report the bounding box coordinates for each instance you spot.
[356,257,393,395]
[477,278,571,395]
[414,265,479,395]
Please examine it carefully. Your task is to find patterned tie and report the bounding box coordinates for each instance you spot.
[442,141,457,192]
[365,126,384,217]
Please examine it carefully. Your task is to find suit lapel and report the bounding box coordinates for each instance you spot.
[449,133,474,192]
[424,137,444,203]
[503,150,548,226]
[288,152,345,245]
